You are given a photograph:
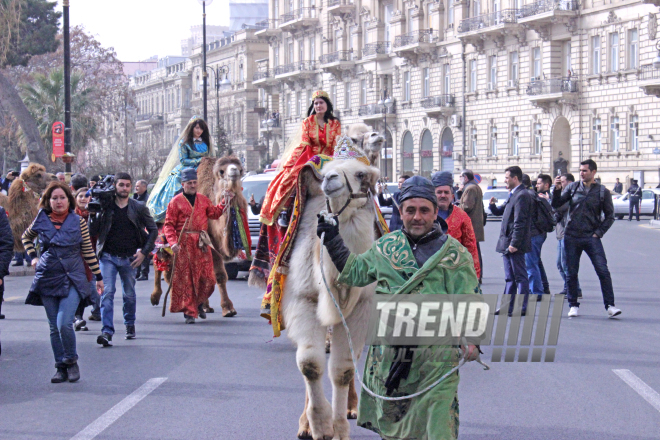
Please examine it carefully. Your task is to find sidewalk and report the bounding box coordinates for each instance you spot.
[7,262,34,277]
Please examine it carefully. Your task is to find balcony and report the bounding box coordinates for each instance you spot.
[246,99,266,114]
[259,114,282,136]
[526,77,578,110]
[274,61,318,82]
[279,8,318,33]
[458,10,520,49]
[420,95,456,118]
[254,19,281,38]
[253,68,277,86]
[136,113,163,125]
[319,50,354,74]
[327,0,355,18]
[638,64,660,97]
[362,42,390,60]
[393,30,437,63]
[518,0,578,39]
[358,102,396,124]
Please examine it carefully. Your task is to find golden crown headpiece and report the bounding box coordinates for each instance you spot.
[333,135,370,166]
[188,115,203,124]
[311,90,329,101]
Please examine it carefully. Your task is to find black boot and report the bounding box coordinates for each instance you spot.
[198,304,207,319]
[51,367,68,383]
[67,362,80,382]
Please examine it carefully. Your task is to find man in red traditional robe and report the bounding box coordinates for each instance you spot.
[163,168,226,324]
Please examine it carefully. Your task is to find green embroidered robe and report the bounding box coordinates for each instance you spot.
[337,230,480,440]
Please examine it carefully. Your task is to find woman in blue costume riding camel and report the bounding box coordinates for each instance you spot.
[147,116,214,223]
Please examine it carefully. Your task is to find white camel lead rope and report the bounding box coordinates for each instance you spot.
[319,228,482,402]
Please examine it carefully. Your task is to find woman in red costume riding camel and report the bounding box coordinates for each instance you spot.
[249,91,341,306]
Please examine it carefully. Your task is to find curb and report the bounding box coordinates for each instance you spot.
[8,269,35,277]
[649,220,660,229]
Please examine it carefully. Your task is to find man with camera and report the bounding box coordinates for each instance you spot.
[89,173,158,346]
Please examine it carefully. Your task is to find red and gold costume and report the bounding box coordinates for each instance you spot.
[445,205,481,279]
[163,193,225,318]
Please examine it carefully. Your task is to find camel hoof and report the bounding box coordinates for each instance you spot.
[296,429,312,439]
[325,339,331,354]
[222,308,237,317]
[150,293,161,306]
[347,409,357,420]
[204,306,215,313]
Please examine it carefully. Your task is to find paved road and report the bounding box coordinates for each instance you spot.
[1,219,659,439]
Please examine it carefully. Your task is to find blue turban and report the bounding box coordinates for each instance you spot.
[181,168,197,183]
[399,176,437,208]
[431,171,454,189]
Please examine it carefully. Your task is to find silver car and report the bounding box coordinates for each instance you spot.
[483,189,509,220]
[613,189,658,219]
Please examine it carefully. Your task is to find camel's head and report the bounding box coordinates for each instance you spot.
[19,163,51,195]
[346,123,385,167]
[321,158,380,215]
[214,156,244,184]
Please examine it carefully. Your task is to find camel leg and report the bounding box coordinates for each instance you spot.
[325,327,332,354]
[150,269,163,306]
[297,390,311,439]
[212,254,236,317]
[347,378,358,420]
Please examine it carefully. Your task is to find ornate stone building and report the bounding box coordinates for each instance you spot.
[254,0,660,188]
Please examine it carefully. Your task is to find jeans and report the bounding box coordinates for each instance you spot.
[100,253,137,336]
[538,256,549,293]
[564,236,615,309]
[525,233,546,296]
[42,286,81,367]
[135,253,151,278]
[502,251,530,312]
[476,241,483,283]
[556,239,581,295]
[75,280,100,319]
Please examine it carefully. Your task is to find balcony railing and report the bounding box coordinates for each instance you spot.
[458,9,518,33]
[526,77,578,95]
[253,69,274,81]
[319,50,353,64]
[421,95,456,108]
[327,0,341,6]
[274,61,317,76]
[136,113,152,122]
[363,42,390,56]
[254,18,279,30]
[519,0,578,18]
[358,102,397,117]
[280,7,316,24]
[639,64,660,81]
[394,29,436,48]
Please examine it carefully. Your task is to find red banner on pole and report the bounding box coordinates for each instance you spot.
[52,122,65,158]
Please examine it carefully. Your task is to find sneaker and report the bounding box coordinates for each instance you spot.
[51,368,68,383]
[607,306,622,318]
[568,307,579,317]
[97,333,113,347]
[198,304,207,320]
[88,314,101,321]
[74,319,86,331]
[125,325,136,340]
[67,363,80,382]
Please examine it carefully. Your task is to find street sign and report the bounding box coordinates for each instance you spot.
[653,148,660,155]
[474,173,482,184]
[52,122,65,161]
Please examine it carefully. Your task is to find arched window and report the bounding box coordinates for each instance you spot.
[420,130,433,178]
[441,128,455,172]
[402,132,414,176]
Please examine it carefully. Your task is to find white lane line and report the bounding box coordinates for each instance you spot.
[613,369,660,413]
[70,377,167,440]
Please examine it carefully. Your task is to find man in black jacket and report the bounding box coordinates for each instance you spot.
[627,179,642,221]
[377,175,410,231]
[89,173,158,346]
[551,159,620,319]
[489,166,533,316]
[0,207,13,320]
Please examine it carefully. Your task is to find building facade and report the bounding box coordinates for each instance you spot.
[254,0,660,189]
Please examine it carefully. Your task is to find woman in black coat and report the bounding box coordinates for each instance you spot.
[22,182,104,383]
[0,206,13,320]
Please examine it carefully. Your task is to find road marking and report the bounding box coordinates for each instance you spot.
[4,296,22,301]
[70,377,167,440]
[613,369,660,413]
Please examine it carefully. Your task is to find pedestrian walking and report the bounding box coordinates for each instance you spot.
[72,188,100,330]
[89,173,157,346]
[613,178,623,195]
[163,168,227,324]
[459,169,485,283]
[551,159,620,318]
[377,175,410,231]
[22,181,104,383]
[133,180,151,281]
[627,179,642,221]
[0,207,13,319]
[432,171,481,278]
[489,166,533,316]
[527,174,555,301]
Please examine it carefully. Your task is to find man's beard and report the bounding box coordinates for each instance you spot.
[116,192,129,199]
[184,189,197,196]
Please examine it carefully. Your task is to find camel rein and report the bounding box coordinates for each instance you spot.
[324,171,371,218]
[317,227,489,402]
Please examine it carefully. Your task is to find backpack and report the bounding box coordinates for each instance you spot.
[534,194,557,233]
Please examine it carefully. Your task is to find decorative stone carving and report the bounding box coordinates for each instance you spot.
[649,13,657,40]
[603,11,620,25]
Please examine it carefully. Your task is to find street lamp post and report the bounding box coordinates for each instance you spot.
[377,90,393,182]
[207,64,231,155]
[198,0,214,121]
[63,0,72,175]
[262,117,275,167]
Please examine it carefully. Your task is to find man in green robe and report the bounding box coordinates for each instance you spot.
[317,176,481,440]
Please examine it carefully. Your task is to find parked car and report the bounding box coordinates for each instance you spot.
[376,182,399,225]
[482,189,509,220]
[613,188,658,219]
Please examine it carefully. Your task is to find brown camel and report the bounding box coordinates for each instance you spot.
[150,156,247,317]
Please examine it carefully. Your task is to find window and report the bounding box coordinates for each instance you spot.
[344,82,351,108]
[473,0,480,16]
[534,122,542,154]
[237,111,242,132]
[593,118,602,152]
[592,35,601,74]
[420,130,433,178]
[470,59,477,92]
[402,132,414,175]
[490,126,497,156]
[630,115,639,151]
[335,30,341,52]
[533,47,541,79]
[443,64,450,94]
[611,116,620,151]
[299,40,304,61]
[239,63,244,82]
[274,45,279,66]
[423,67,430,98]
[288,41,294,63]
[609,32,619,72]
[310,37,316,62]
[489,55,497,89]
[407,7,416,32]
[360,79,367,105]
[510,51,519,84]
[286,94,292,117]
[363,18,369,44]
[511,124,519,156]
[448,0,454,25]
[563,41,572,76]
[471,127,477,157]
[330,85,337,108]
[404,71,411,101]
[296,91,302,115]
[629,29,638,69]
[385,4,393,45]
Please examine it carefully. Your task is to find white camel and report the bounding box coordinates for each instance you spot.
[345,123,385,167]
[281,157,381,440]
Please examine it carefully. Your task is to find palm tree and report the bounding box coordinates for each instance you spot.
[19,67,97,156]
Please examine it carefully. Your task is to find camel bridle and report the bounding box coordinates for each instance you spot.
[324,171,371,219]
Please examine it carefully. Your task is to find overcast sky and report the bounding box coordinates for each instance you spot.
[67,0,231,61]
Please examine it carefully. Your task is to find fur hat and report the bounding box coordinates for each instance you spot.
[181,168,197,183]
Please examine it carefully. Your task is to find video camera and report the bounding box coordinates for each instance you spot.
[87,175,116,213]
